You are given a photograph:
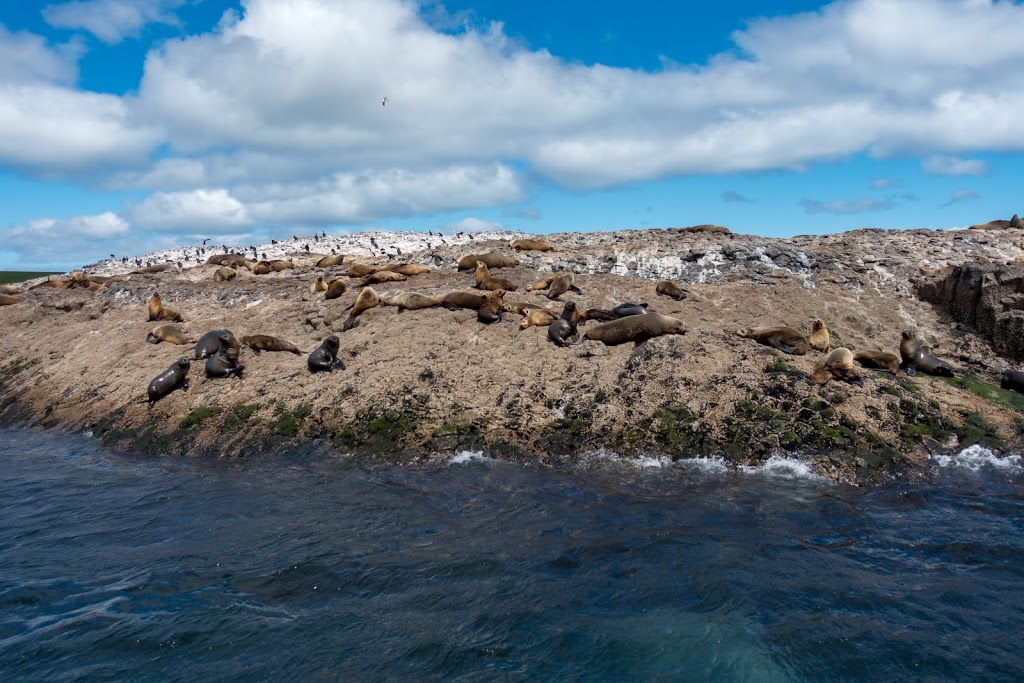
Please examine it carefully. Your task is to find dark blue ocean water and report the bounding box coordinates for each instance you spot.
[2,430,1024,682]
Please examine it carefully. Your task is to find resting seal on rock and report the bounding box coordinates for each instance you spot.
[0,293,19,306]
[147,292,183,322]
[147,357,190,409]
[205,334,244,379]
[241,334,303,355]
[736,326,809,355]
[899,329,955,376]
[347,264,380,278]
[655,280,687,301]
[510,238,553,252]
[309,276,328,294]
[194,329,239,360]
[611,303,649,318]
[809,319,831,353]
[386,263,431,276]
[810,348,863,385]
[520,309,560,329]
[1002,370,1024,393]
[548,302,581,347]
[316,254,344,268]
[545,272,577,300]
[457,253,520,270]
[253,261,272,275]
[854,350,900,374]
[382,292,443,311]
[325,279,347,300]
[342,287,380,330]
[526,273,558,291]
[361,271,407,286]
[441,291,488,310]
[584,312,686,347]
[477,289,505,324]
[0,284,24,295]
[146,324,192,345]
[475,261,517,291]
[214,267,237,282]
[308,335,345,372]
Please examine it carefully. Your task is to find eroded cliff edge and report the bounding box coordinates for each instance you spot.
[2,226,1024,484]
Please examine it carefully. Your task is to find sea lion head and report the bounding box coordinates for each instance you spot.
[324,335,341,353]
[664,317,688,335]
[736,327,752,338]
[901,329,916,341]
[812,319,825,331]
[175,357,191,371]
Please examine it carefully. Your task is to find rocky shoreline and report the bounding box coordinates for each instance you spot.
[2,224,1024,484]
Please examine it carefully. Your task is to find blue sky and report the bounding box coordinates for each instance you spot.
[2,0,1023,270]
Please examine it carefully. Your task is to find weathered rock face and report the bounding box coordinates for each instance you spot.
[917,265,1024,361]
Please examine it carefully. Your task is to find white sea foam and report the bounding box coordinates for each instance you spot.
[738,455,825,480]
[674,456,729,474]
[449,450,492,465]
[932,445,1023,472]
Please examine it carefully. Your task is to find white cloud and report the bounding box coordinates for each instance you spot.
[442,217,506,233]
[6,212,130,268]
[42,0,185,44]
[802,193,917,215]
[921,154,990,176]
[940,189,980,207]
[0,24,82,85]
[126,188,252,232]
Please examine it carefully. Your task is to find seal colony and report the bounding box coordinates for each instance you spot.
[3,220,1024,484]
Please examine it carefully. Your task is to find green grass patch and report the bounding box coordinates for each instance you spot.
[179,406,222,429]
[939,374,1024,412]
[0,271,59,285]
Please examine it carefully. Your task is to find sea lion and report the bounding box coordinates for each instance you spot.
[253,261,272,275]
[347,264,380,278]
[241,334,303,355]
[547,302,581,347]
[810,348,863,385]
[457,253,520,270]
[29,278,68,290]
[809,319,831,353]
[526,273,558,291]
[342,287,381,330]
[147,293,183,322]
[969,217,1014,230]
[214,267,237,282]
[194,329,239,360]
[270,259,294,272]
[324,279,347,300]
[1001,370,1024,393]
[579,308,619,322]
[133,263,176,274]
[736,326,809,355]
[205,334,244,378]
[146,324,192,345]
[584,312,687,347]
[504,300,547,315]
[386,263,431,276]
[477,289,505,324]
[611,302,649,318]
[656,280,687,301]
[147,357,190,409]
[544,272,576,300]
[308,334,345,372]
[510,238,553,252]
[207,253,252,269]
[854,350,901,374]
[680,224,730,235]
[310,276,329,294]
[474,261,517,291]
[899,329,955,377]
[441,291,488,311]
[382,292,444,311]
[360,271,407,286]
[519,309,559,329]
[66,271,91,289]
[0,284,23,295]
[316,254,345,268]
[0,294,19,306]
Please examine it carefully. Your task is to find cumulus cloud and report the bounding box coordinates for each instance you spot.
[940,189,980,207]
[0,24,83,85]
[442,217,506,233]
[801,193,917,215]
[6,212,130,267]
[921,155,990,176]
[721,190,754,203]
[871,177,899,190]
[42,0,185,43]
[125,188,252,232]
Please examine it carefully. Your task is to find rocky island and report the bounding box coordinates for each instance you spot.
[2,222,1024,484]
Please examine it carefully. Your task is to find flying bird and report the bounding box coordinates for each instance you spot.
[382,96,388,106]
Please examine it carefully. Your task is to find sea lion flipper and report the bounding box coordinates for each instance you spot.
[146,334,160,344]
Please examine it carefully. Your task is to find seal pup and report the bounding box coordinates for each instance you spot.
[309,276,329,294]
[510,238,553,252]
[545,272,577,300]
[241,334,303,355]
[308,335,346,372]
[214,267,237,282]
[205,334,244,378]
[147,357,190,409]
[809,319,831,353]
[520,309,560,329]
[854,351,900,374]
[382,292,443,311]
[146,324,192,345]
[316,254,344,268]
[324,279,347,300]
[474,261,517,291]
[253,261,272,275]
[386,263,431,276]
[526,273,558,291]
[194,329,239,360]
[810,348,863,385]
[441,291,488,311]
[360,270,407,286]
[1002,370,1024,393]
[899,329,955,376]
[656,280,687,301]
[548,302,581,347]
[457,253,520,270]
[584,312,686,347]
[736,326,809,355]
[342,287,381,330]
[0,294,19,306]
[147,293,183,322]
[611,303,649,318]
[477,289,505,324]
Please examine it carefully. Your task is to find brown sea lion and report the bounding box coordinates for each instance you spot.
[474,261,517,291]
[548,302,581,347]
[0,293,19,306]
[610,303,649,317]
[478,289,505,324]
[270,259,295,272]
[386,263,431,276]
[316,254,345,268]
[30,278,68,290]
[545,272,576,300]
[147,357,190,409]
[208,253,252,269]
[579,308,619,322]
[505,300,547,314]
[1012,214,1023,229]
[736,326,809,355]
[194,329,239,360]
[86,282,106,292]
[510,238,553,251]
[809,319,831,353]
[810,348,862,385]
[680,224,731,235]
[584,312,686,347]
[253,261,272,275]
[133,263,176,274]
[324,279,347,300]
[656,280,687,301]
[1002,370,1024,393]
[347,264,381,278]
[382,292,444,311]
[309,276,329,294]
[970,218,1013,230]
[899,329,955,376]
[441,291,488,311]
[457,253,520,270]
[205,334,244,379]
[519,309,560,329]
[147,292,183,322]
[854,351,901,374]
[146,324,192,345]
[214,267,237,282]
[241,334,303,355]
[342,287,381,330]
[526,273,559,291]
[0,284,23,295]
[360,271,407,286]
[67,271,91,289]
[308,335,345,372]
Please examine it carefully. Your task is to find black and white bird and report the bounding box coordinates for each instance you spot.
[381,96,388,106]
